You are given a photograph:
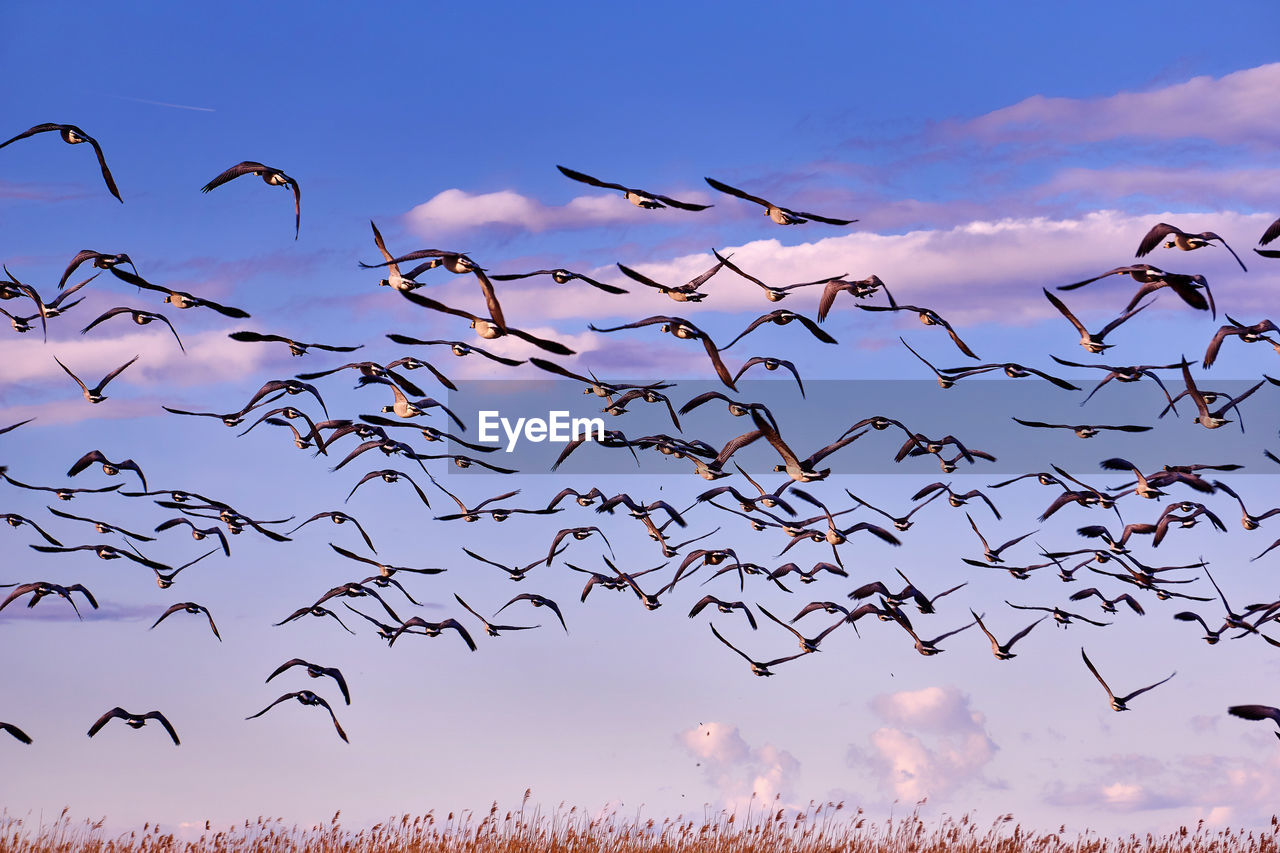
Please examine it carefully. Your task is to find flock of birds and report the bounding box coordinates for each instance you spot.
[3,122,1280,751]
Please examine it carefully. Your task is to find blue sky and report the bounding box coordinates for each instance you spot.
[3,0,1280,840]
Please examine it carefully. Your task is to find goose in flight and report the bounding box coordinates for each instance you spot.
[266,660,351,705]
[201,161,301,238]
[1080,647,1175,712]
[55,355,139,404]
[557,165,711,210]
[1136,222,1246,272]
[87,708,180,745]
[709,624,810,677]
[82,307,185,352]
[150,602,221,641]
[1,123,122,201]
[247,691,347,742]
[704,177,856,225]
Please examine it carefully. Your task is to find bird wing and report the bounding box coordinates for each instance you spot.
[201,161,268,193]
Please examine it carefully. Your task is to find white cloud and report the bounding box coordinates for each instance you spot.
[404,188,711,236]
[678,722,801,811]
[850,686,998,802]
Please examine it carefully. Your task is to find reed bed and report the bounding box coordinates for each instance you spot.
[4,798,1279,853]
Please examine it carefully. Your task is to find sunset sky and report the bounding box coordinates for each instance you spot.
[3,2,1280,839]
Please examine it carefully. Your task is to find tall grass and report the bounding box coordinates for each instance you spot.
[4,798,1279,852]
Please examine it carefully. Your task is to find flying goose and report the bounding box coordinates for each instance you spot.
[1136,222,1246,272]
[151,602,221,641]
[54,354,139,404]
[704,177,856,225]
[202,161,301,238]
[709,624,810,677]
[1042,289,1150,353]
[266,660,350,705]
[1080,648,1175,712]
[87,708,180,745]
[247,692,346,742]
[557,165,711,210]
[1,123,122,201]
[81,307,185,352]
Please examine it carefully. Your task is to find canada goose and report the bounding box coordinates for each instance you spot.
[890,610,975,656]
[54,354,139,403]
[1212,480,1280,530]
[81,307,185,352]
[709,623,810,677]
[329,543,444,579]
[1,470,123,501]
[152,518,230,556]
[490,267,628,294]
[557,165,711,210]
[274,605,355,634]
[0,512,63,546]
[1202,316,1279,368]
[704,177,856,225]
[615,258,725,303]
[66,449,147,491]
[151,602,221,641]
[817,275,896,321]
[1006,601,1111,628]
[1042,289,1150,353]
[364,250,506,331]
[544,527,614,566]
[844,488,944,533]
[228,331,362,357]
[860,304,978,359]
[731,357,806,397]
[1,581,98,619]
[970,610,1044,660]
[1050,356,1182,409]
[1,123,122,201]
[287,511,377,552]
[1136,222,1246,272]
[1011,417,1151,439]
[711,248,845,303]
[688,596,758,629]
[1058,264,1215,317]
[58,249,137,289]
[1180,358,1264,429]
[912,482,1002,520]
[388,616,478,651]
[201,161,301,238]
[453,594,538,637]
[30,542,170,572]
[266,659,350,705]
[247,692,347,742]
[965,514,1036,564]
[88,708,180,745]
[1068,588,1145,616]
[589,315,736,389]
[1080,648,1175,712]
[721,309,837,348]
[496,593,567,633]
[110,268,251,318]
[400,290,576,355]
[47,506,155,543]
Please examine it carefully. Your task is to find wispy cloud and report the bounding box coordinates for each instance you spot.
[1043,750,1280,825]
[956,63,1280,148]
